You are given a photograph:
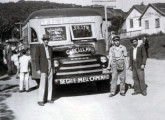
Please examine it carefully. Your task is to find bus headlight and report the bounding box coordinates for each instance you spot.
[54,60,59,67]
[100,56,107,63]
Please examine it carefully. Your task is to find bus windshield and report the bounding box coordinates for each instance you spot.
[71,25,92,38]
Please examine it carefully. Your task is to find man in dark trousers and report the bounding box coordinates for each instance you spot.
[4,40,13,75]
[129,38,147,96]
[36,34,53,106]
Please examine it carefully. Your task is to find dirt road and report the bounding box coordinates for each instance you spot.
[1,59,165,120]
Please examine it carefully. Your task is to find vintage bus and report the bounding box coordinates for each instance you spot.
[22,8,110,89]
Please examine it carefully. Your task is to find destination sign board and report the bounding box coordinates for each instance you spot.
[45,26,66,41]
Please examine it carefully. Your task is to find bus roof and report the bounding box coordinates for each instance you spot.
[24,8,101,25]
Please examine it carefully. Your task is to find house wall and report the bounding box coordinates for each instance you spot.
[120,9,142,38]
[126,9,142,32]
[141,7,165,34]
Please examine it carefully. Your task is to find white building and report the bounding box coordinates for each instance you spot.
[140,3,165,35]
[120,5,146,38]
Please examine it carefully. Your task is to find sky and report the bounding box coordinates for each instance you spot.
[1,0,165,12]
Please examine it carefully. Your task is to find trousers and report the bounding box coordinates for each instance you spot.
[19,72,29,91]
[110,60,126,94]
[7,60,12,74]
[133,62,147,93]
[38,60,53,102]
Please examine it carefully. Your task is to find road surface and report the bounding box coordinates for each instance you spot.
[0,59,165,120]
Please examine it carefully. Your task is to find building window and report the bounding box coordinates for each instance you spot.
[155,18,160,28]
[145,20,149,29]
[130,19,133,28]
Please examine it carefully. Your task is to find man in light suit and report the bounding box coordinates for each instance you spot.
[129,38,147,96]
[36,34,53,106]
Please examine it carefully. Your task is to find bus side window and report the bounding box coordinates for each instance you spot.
[31,28,38,42]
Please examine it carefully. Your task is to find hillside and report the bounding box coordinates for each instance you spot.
[0,0,81,36]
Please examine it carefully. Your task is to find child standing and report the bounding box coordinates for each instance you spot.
[18,49,31,92]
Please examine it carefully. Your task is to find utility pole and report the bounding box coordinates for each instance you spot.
[92,0,116,51]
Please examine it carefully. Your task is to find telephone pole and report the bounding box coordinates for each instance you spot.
[92,0,116,51]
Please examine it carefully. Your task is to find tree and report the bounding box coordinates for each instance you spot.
[108,16,124,33]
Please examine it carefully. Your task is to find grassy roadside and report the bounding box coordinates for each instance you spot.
[120,35,165,60]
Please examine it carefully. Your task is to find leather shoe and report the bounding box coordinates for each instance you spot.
[132,92,141,95]
[47,100,54,103]
[19,90,24,93]
[120,93,125,96]
[142,92,147,96]
[26,90,30,92]
[38,102,44,106]
[109,94,115,97]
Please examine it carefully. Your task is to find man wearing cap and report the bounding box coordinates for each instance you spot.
[129,38,147,96]
[36,34,53,106]
[107,35,128,97]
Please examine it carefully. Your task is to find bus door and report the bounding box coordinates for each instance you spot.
[30,27,40,79]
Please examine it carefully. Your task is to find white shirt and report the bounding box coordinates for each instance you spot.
[19,55,31,72]
[109,45,127,60]
[44,45,50,59]
[133,46,137,60]
[138,40,143,46]
[11,54,19,67]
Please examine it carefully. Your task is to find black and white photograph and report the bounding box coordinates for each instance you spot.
[0,0,165,120]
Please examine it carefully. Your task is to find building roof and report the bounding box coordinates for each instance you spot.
[140,3,165,19]
[151,3,165,15]
[133,5,147,14]
[124,4,147,19]
[24,8,101,25]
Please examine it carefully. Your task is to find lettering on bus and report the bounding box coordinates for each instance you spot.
[66,47,95,55]
[72,25,92,38]
[45,26,66,41]
[55,74,110,84]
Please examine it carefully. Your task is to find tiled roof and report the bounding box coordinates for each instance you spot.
[151,3,165,16]
[140,3,165,19]
[133,5,147,13]
[124,4,147,20]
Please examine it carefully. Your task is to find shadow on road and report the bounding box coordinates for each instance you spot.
[53,81,110,100]
[28,85,39,92]
[0,84,18,120]
[0,75,15,81]
[0,84,19,92]
[53,82,133,100]
[115,83,133,95]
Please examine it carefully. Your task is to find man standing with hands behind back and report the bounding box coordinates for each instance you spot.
[129,38,147,96]
[36,34,53,106]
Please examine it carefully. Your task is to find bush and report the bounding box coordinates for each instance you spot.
[121,35,165,60]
